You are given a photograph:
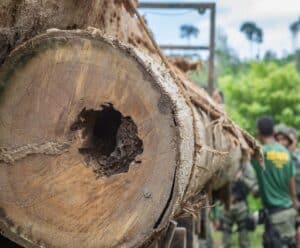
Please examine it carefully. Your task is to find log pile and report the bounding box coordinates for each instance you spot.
[0,1,261,247]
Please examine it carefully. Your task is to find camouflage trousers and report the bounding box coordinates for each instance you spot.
[199,221,213,248]
[221,201,250,248]
[269,207,297,247]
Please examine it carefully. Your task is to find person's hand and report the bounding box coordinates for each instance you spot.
[235,171,242,180]
[212,220,221,230]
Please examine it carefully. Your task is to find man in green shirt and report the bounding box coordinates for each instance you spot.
[252,116,298,247]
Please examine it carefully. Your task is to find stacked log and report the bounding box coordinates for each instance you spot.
[0,1,261,247]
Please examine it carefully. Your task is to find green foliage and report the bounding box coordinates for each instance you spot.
[248,194,262,213]
[219,61,300,135]
[213,226,263,247]
[188,65,208,87]
[296,50,300,72]
[188,31,243,87]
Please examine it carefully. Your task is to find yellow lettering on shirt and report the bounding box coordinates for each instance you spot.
[266,151,289,168]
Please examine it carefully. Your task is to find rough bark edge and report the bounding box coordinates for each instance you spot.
[179,74,262,160]
[120,5,262,212]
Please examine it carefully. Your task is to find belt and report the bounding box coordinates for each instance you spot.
[266,206,291,215]
[231,197,246,204]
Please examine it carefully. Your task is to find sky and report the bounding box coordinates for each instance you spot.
[139,0,300,59]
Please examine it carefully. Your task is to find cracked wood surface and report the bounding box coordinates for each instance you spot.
[0,1,262,247]
[0,32,182,248]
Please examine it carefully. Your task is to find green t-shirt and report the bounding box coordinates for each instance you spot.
[252,143,295,209]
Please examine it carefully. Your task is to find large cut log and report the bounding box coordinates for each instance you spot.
[0,0,152,65]
[0,1,261,247]
[0,30,195,248]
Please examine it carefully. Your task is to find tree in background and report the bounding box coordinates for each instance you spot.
[180,24,199,44]
[263,50,277,61]
[189,30,242,87]
[290,18,300,72]
[254,27,263,59]
[220,62,300,135]
[290,17,300,51]
[240,22,263,59]
[215,30,241,75]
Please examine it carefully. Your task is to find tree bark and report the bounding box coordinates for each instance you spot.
[0,1,261,247]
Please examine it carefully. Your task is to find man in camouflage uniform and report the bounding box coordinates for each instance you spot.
[253,117,298,247]
[274,124,293,149]
[288,127,300,197]
[288,127,300,247]
[218,162,257,248]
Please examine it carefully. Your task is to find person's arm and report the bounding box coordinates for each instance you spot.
[239,162,259,196]
[289,176,299,210]
[288,153,298,210]
[242,163,256,187]
[211,203,221,230]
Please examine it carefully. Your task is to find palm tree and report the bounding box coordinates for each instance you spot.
[240,22,263,58]
[253,27,263,59]
[290,17,300,51]
[240,22,256,56]
[180,24,199,44]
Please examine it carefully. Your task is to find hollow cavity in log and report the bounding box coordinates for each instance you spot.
[71,103,143,177]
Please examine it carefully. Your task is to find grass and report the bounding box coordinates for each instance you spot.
[212,225,264,247]
[212,195,264,247]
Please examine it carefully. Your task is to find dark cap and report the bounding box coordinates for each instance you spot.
[256,116,274,136]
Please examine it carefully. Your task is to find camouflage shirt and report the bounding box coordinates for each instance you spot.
[232,163,257,202]
[292,149,300,196]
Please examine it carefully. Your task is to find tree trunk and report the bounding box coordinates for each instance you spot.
[0,1,261,247]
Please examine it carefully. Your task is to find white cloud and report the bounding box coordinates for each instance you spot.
[216,0,300,58]
[140,0,300,58]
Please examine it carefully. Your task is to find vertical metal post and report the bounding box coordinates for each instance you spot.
[207,3,215,95]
